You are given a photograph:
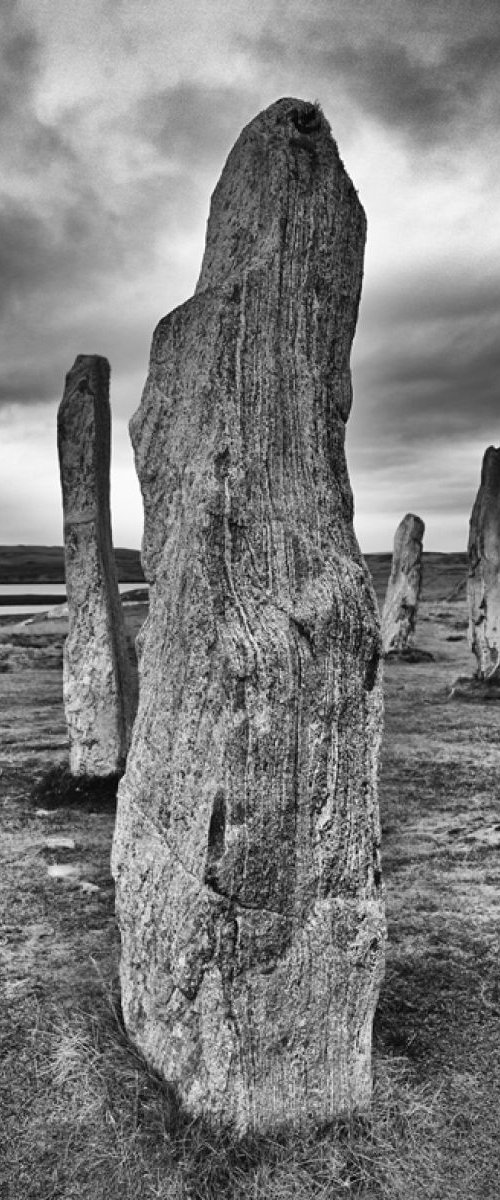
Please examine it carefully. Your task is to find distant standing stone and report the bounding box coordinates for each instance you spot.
[467,446,500,678]
[112,99,385,1132]
[57,355,136,775]
[382,514,425,653]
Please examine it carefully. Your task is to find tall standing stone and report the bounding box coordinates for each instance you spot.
[467,446,500,678]
[112,99,385,1132]
[57,355,136,776]
[381,513,425,654]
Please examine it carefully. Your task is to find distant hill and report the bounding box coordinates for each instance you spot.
[0,546,144,583]
[0,545,467,600]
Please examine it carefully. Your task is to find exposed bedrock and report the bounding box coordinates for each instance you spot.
[467,446,500,679]
[381,513,425,654]
[57,355,136,776]
[112,98,386,1132]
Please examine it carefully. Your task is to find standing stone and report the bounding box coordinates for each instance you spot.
[57,355,136,775]
[381,513,425,653]
[467,446,500,678]
[112,99,385,1132]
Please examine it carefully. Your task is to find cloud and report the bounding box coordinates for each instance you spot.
[0,368,57,406]
[315,32,500,147]
[136,82,260,174]
[349,349,500,511]
[345,226,500,551]
[0,206,54,298]
[242,0,500,150]
[0,5,39,122]
[1,0,499,550]
[0,28,38,108]
[365,272,500,328]
[0,57,261,416]
[325,42,453,143]
[353,271,500,441]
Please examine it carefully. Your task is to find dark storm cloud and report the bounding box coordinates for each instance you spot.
[421,485,480,517]
[0,0,37,61]
[1,25,37,78]
[0,369,57,406]
[0,83,240,342]
[365,273,500,328]
[0,7,39,120]
[350,319,500,522]
[0,9,127,325]
[0,9,189,333]
[247,0,500,147]
[0,207,53,294]
[0,192,123,317]
[24,119,79,173]
[372,333,500,436]
[315,32,500,145]
[347,250,500,529]
[322,40,453,141]
[361,269,500,405]
[0,197,87,294]
[135,82,259,171]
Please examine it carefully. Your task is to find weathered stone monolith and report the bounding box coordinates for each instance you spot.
[381,513,425,653]
[57,355,136,775]
[112,98,385,1132]
[467,446,500,678]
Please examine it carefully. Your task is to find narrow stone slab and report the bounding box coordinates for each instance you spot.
[467,446,500,679]
[381,513,425,653]
[112,98,385,1133]
[57,356,137,776]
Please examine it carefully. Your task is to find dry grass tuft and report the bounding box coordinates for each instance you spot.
[2,990,455,1200]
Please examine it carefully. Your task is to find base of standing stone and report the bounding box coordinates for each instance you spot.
[449,675,500,702]
[114,842,385,1132]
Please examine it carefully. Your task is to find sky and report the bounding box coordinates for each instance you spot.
[1,0,499,553]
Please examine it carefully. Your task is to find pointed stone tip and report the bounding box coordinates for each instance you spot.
[220,95,339,171]
[396,513,425,542]
[250,96,332,135]
[481,445,500,490]
[70,353,110,374]
[62,355,110,397]
[196,97,362,297]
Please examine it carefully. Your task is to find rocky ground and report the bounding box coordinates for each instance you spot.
[1,593,500,1198]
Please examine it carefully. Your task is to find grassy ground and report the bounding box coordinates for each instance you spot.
[1,597,500,1198]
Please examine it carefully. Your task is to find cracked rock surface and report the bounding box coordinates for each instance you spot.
[381,513,425,654]
[58,355,136,776]
[467,446,500,679]
[112,98,386,1132]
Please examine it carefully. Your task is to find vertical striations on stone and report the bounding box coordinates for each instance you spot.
[112,99,386,1132]
[467,446,500,678]
[381,513,425,653]
[57,355,136,775]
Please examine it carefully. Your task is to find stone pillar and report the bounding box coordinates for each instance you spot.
[467,446,500,679]
[112,99,385,1132]
[57,355,136,776]
[381,513,425,654]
